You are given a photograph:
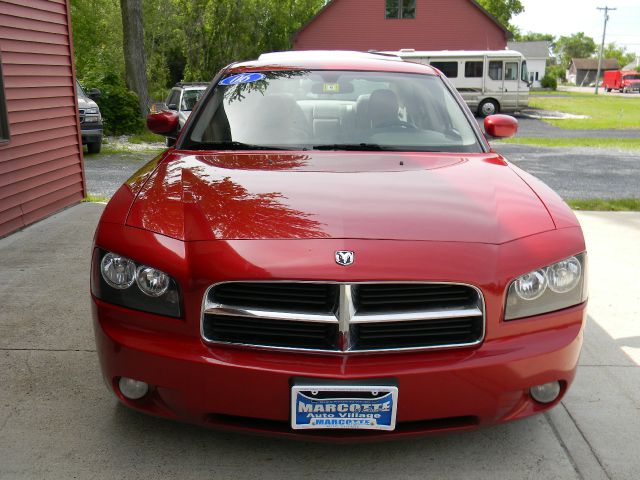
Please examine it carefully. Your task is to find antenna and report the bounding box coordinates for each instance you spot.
[594,6,617,95]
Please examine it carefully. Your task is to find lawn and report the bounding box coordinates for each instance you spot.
[528,94,640,129]
[567,198,640,211]
[495,137,640,151]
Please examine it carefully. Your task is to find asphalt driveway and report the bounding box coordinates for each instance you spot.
[0,204,639,479]
[84,135,640,200]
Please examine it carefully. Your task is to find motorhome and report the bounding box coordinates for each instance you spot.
[384,50,530,116]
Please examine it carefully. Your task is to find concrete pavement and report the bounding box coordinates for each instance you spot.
[0,204,638,479]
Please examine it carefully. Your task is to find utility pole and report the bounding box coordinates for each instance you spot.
[594,6,616,95]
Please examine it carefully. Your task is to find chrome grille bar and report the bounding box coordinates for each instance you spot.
[201,282,485,353]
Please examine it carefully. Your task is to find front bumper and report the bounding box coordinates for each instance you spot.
[93,299,585,440]
[81,125,103,144]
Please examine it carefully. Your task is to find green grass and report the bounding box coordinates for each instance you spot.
[495,137,640,151]
[128,131,165,144]
[567,198,640,211]
[96,145,165,155]
[530,90,584,96]
[528,94,640,129]
[82,194,110,203]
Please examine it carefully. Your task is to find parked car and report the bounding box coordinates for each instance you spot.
[603,70,640,93]
[76,81,103,154]
[163,82,208,145]
[93,51,587,439]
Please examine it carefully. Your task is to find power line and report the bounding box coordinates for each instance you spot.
[595,6,617,95]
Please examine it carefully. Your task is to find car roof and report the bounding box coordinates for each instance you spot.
[173,82,209,89]
[226,50,440,76]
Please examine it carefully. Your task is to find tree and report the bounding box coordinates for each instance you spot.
[120,0,150,116]
[475,0,524,31]
[555,32,597,70]
[602,43,635,70]
[515,32,554,43]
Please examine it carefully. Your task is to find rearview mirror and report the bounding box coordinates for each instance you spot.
[147,111,179,137]
[88,88,101,100]
[484,114,518,138]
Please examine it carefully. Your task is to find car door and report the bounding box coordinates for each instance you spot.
[502,61,520,109]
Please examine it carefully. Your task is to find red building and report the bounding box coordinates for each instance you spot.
[0,0,85,237]
[294,0,511,52]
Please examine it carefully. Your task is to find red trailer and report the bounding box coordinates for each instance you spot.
[603,70,640,93]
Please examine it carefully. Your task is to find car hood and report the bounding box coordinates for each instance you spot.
[125,151,556,243]
[77,96,98,109]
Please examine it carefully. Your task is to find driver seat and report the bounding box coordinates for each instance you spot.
[368,89,400,128]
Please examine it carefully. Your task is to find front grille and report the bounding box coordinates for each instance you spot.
[202,314,339,350]
[355,284,477,313]
[352,317,482,350]
[202,282,484,352]
[212,282,338,313]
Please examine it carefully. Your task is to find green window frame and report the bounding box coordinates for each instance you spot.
[385,0,416,19]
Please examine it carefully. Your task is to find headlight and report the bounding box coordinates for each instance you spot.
[85,108,99,114]
[101,253,136,289]
[136,266,170,297]
[91,249,181,317]
[505,253,587,320]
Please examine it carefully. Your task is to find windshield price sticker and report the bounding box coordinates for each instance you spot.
[291,385,398,431]
[219,73,266,86]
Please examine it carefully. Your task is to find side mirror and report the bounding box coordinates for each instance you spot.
[147,111,179,137]
[167,103,178,111]
[484,114,518,139]
[88,88,101,100]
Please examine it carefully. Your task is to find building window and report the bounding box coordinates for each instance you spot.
[0,57,9,143]
[386,0,416,19]
[431,62,458,78]
[488,61,503,80]
[465,61,483,78]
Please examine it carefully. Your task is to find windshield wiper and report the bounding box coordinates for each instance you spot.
[312,143,389,151]
[183,141,294,151]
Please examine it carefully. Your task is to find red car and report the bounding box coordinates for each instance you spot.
[91,51,587,440]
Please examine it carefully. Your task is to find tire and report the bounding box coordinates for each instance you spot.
[605,88,612,92]
[478,99,499,117]
[87,139,102,154]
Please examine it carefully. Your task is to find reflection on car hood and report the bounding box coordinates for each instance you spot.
[125,151,556,243]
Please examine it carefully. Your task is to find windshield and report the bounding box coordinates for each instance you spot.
[76,81,87,98]
[183,70,481,152]
[181,89,206,111]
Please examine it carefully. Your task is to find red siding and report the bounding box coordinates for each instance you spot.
[294,0,509,51]
[0,0,85,237]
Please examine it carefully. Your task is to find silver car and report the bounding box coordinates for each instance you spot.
[164,83,207,146]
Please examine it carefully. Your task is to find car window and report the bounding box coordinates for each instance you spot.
[488,61,503,81]
[166,89,181,108]
[181,89,205,111]
[184,70,481,153]
[431,62,458,78]
[464,61,483,78]
[505,62,518,81]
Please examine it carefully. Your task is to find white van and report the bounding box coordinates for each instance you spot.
[383,50,530,116]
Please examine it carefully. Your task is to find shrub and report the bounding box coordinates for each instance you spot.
[541,74,558,90]
[80,72,144,136]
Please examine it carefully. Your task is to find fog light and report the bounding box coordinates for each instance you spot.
[530,381,561,404]
[118,377,149,400]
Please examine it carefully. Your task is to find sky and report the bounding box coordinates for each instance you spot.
[512,0,640,57]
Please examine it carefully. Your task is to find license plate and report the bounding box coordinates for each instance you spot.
[291,384,398,431]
